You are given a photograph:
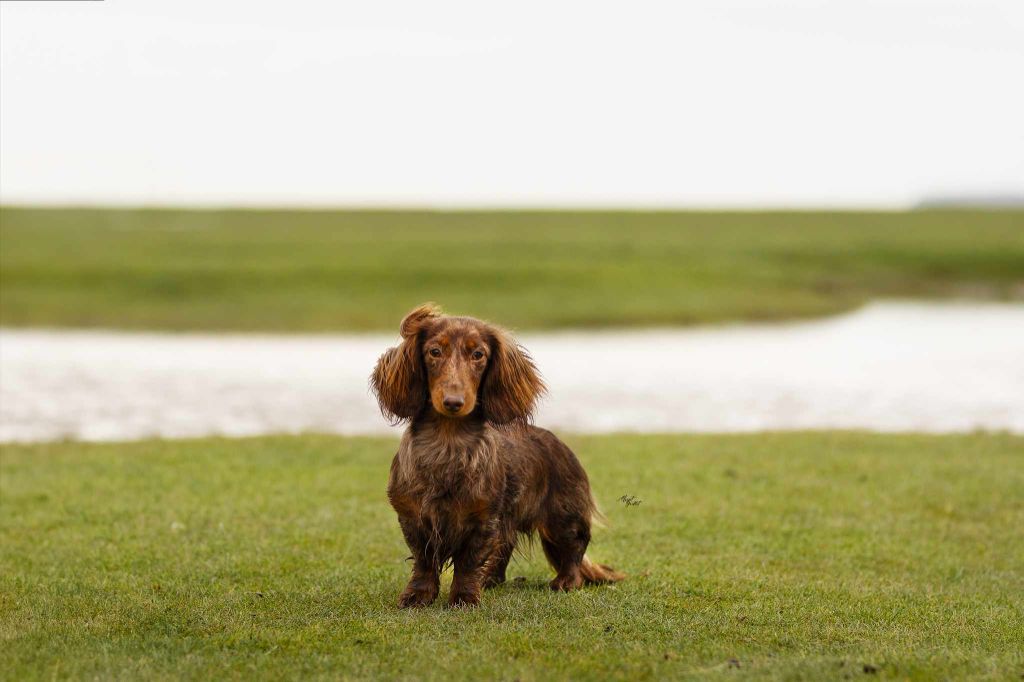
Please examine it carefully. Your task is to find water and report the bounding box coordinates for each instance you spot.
[2,302,1022,443]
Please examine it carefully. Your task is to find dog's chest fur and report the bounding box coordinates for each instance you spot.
[388,421,506,528]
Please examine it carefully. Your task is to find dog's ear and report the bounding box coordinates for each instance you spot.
[370,303,442,423]
[481,327,546,425]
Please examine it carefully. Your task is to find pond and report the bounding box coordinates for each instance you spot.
[2,302,1022,442]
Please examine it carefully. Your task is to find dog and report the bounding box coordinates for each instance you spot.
[371,303,624,608]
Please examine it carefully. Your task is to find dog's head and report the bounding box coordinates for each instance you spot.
[371,303,545,426]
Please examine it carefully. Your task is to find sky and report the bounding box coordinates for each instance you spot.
[1,0,1022,208]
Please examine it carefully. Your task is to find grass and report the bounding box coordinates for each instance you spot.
[1,207,1022,331]
[2,432,1022,680]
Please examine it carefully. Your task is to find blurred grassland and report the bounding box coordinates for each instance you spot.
[1,207,1022,331]
[2,432,1022,680]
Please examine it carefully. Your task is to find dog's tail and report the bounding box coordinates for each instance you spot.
[580,555,626,584]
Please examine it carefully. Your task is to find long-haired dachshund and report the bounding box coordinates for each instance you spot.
[371,303,624,608]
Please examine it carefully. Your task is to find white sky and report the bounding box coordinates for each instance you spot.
[1,0,1022,207]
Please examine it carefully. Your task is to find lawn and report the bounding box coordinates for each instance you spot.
[1,208,1022,331]
[2,432,1021,680]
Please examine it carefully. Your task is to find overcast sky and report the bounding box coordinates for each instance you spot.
[1,0,1022,208]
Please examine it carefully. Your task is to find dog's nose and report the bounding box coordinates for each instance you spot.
[442,396,464,413]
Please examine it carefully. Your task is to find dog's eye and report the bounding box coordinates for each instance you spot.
[429,348,442,358]
[472,350,485,360]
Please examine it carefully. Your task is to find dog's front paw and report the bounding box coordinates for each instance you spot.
[398,585,438,609]
[447,589,481,608]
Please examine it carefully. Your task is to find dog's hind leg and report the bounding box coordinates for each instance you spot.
[542,515,625,590]
[540,515,590,591]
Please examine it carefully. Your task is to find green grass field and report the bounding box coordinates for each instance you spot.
[1,207,1022,331]
[2,433,1021,680]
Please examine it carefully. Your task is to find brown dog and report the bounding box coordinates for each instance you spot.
[371,303,624,608]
